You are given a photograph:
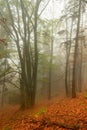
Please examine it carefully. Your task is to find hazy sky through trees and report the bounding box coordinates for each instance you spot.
[40,0,64,19]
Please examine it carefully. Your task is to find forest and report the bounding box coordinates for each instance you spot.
[0,0,87,129]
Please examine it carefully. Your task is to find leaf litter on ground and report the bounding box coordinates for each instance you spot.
[1,94,87,130]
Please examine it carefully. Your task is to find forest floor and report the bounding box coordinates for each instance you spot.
[0,93,87,130]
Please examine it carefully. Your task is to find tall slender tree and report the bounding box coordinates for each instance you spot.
[72,0,82,98]
[0,0,50,108]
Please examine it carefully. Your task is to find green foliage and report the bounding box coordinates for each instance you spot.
[34,107,46,117]
[0,49,11,58]
[38,77,49,83]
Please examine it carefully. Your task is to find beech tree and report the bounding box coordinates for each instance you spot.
[0,0,51,108]
[58,0,87,97]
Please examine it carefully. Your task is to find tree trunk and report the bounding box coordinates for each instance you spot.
[72,0,81,98]
[78,41,83,92]
[65,57,69,97]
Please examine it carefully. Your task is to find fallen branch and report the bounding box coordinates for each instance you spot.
[30,118,80,130]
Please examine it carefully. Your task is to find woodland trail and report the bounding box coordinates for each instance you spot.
[1,94,87,130]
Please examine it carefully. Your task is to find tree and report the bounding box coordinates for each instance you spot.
[0,0,50,109]
[72,0,82,98]
[58,0,86,97]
